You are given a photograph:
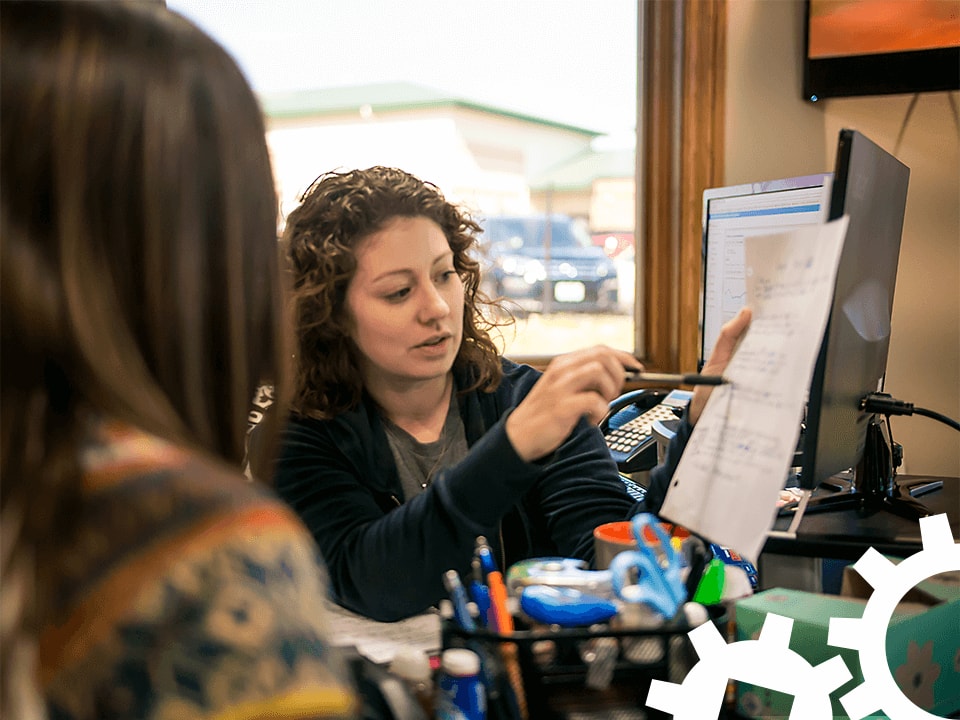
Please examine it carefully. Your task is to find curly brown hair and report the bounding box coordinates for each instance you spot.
[283,166,510,419]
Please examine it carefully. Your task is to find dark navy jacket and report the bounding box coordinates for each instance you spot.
[273,358,691,621]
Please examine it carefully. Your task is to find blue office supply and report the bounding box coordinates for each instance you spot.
[709,542,759,588]
[475,535,498,576]
[608,513,687,618]
[519,585,618,627]
[469,557,490,627]
[436,648,486,720]
[443,569,477,632]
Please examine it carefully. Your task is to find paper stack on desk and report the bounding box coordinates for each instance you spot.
[660,217,849,563]
[324,600,441,665]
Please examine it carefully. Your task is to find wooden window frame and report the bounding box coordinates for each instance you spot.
[636,0,726,374]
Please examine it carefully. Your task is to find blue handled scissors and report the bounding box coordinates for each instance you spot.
[608,513,687,618]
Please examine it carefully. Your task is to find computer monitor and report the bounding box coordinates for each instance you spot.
[699,173,833,368]
[800,130,906,487]
[797,129,934,518]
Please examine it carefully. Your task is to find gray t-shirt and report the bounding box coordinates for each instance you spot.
[382,391,469,502]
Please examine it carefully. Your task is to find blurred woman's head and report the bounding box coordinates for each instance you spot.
[283,166,507,418]
[0,2,286,709]
[1,0,286,467]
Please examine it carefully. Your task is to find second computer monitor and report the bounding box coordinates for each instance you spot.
[699,173,833,367]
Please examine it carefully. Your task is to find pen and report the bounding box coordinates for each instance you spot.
[469,557,490,628]
[475,535,498,576]
[485,568,511,634]
[485,566,528,720]
[442,569,476,632]
[625,372,729,386]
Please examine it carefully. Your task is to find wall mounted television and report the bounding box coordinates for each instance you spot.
[803,0,960,101]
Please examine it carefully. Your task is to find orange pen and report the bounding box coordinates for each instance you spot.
[485,569,527,720]
[485,569,512,632]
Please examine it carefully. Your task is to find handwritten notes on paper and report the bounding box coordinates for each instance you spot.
[659,217,849,563]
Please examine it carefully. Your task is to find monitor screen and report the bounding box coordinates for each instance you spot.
[699,174,833,368]
[800,129,910,490]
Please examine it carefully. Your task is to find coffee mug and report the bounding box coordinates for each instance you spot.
[593,520,692,570]
[593,521,636,570]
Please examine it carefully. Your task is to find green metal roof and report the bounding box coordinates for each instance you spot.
[259,81,601,137]
[530,147,635,191]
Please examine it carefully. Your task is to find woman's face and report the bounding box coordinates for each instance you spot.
[345,215,464,391]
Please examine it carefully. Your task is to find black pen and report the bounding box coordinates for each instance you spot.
[624,372,729,386]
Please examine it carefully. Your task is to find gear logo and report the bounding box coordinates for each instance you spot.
[645,613,851,719]
[828,513,959,720]
[645,513,958,720]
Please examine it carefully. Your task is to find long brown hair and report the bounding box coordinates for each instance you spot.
[283,166,511,419]
[0,1,288,711]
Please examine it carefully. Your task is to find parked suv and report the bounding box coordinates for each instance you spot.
[477,214,619,314]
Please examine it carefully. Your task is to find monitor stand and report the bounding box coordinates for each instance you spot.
[791,416,941,519]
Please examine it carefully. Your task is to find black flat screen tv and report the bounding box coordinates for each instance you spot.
[803,0,960,101]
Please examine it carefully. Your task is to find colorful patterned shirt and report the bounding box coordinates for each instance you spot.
[39,421,357,720]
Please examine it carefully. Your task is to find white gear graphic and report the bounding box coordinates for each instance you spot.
[828,512,960,720]
[645,612,851,719]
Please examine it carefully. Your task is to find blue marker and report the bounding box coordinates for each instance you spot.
[443,569,476,631]
[469,557,490,627]
[475,535,498,575]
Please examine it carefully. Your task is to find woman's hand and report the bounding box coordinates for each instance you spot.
[688,306,752,425]
[506,345,642,462]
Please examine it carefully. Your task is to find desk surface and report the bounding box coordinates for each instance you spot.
[764,475,959,560]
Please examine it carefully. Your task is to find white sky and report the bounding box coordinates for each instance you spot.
[166,0,638,136]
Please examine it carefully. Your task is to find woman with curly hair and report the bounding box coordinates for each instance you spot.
[273,166,750,621]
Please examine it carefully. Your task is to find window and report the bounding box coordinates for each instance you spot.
[168,0,725,373]
[168,0,638,358]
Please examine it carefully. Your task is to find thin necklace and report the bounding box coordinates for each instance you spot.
[419,435,450,489]
[382,418,450,489]
[383,381,457,489]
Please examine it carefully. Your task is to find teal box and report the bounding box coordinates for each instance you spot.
[734,570,960,720]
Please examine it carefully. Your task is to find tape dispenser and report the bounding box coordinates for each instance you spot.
[505,557,613,598]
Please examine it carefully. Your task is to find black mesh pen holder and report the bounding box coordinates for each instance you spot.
[441,604,727,720]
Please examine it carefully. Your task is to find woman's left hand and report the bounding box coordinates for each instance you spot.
[688,307,751,425]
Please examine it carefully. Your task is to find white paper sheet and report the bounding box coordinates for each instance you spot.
[659,216,849,563]
[324,600,441,665]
